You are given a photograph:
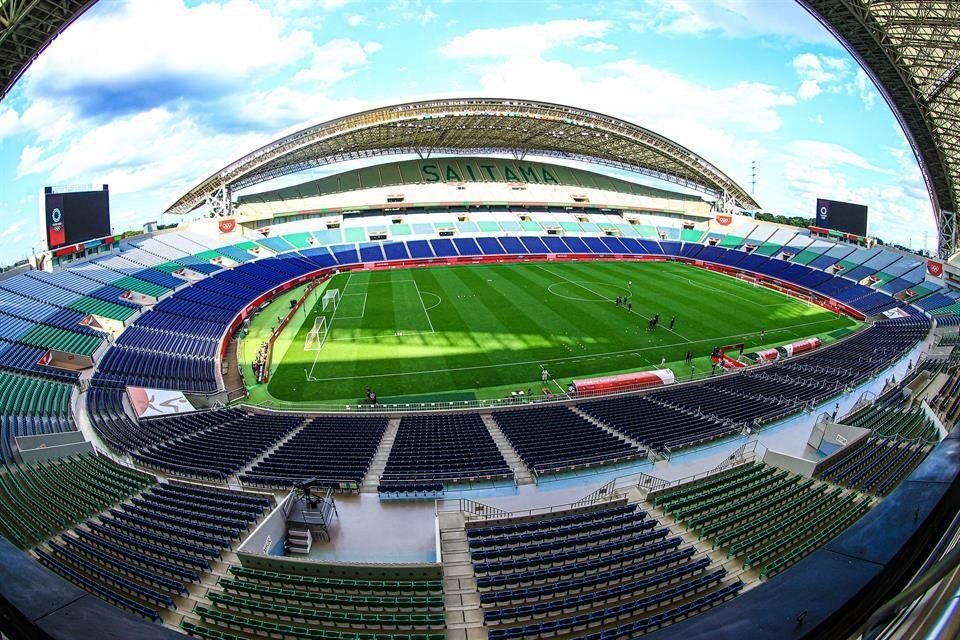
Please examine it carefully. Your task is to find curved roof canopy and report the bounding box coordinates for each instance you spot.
[799,0,960,257]
[0,0,98,102]
[166,98,760,215]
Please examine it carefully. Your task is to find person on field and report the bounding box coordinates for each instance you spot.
[669,316,676,330]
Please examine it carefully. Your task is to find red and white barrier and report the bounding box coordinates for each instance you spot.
[573,369,675,395]
[783,337,821,357]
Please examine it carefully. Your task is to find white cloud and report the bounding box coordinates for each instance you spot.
[19,107,266,197]
[26,0,315,95]
[347,14,366,26]
[854,69,877,110]
[792,53,849,100]
[278,0,351,11]
[580,42,617,54]
[627,0,836,43]
[792,53,877,110]
[785,140,893,174]
[0,105,19,142]
[0,220,27,240]
[293,39,383,85]
[440,20,613,59]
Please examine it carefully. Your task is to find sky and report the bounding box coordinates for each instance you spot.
[0,0,938,266]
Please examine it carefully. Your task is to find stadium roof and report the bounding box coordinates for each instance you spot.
[0,0,98,102]
[236,156,704,206]
[166,98,760,216]
[799,0,960,258]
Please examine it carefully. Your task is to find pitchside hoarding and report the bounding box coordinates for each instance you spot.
[42,185,112,251]
[815,198,868,236]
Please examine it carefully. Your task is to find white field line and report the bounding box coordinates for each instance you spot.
[413,279,436,334]
[336,293,367,320]
[307,272,351,381]
[534,263,693,343]
[683,277,794,308]
[306,316,843,382]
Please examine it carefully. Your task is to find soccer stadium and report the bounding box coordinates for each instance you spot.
[2,3,960,640]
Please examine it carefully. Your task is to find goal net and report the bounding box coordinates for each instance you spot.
[304,316,328,352]
[322,288,341,313]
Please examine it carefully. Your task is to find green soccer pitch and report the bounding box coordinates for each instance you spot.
[256,260,858,405]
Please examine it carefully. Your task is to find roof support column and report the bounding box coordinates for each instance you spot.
[938,208,957,260]
[205,184,232,218]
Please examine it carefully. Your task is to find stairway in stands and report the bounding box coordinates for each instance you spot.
[437,508,486,639]
[481,415,534,485]
[361,417,400,493]
[222,335,246,401]
[569,406,649,454]
[231,414,311,485]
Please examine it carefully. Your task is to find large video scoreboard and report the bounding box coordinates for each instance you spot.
[815,198,868,237]
[42,185,111,251]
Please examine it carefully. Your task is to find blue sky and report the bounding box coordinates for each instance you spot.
[0,0,937,266]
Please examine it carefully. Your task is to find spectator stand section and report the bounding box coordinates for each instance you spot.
[132,412,305,482]
[647,461,874,581]
[0,453,153,550]
[34,480,274,625]
[378,413,513,498]
[183,558,445,640]
[457,494,744,640]
[239,415,388,491]
[491,405,646,480]
[576,316,928,461]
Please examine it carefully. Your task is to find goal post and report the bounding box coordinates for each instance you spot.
[322,288,341,313]
[304,316,328,352]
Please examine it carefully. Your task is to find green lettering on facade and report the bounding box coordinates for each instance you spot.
[541,168,559,184]
[519,166,540,183]
[503,165,520,182]
[445,165,462,181]
[465,165,477,181]
[422,164,440,182]
[481,165,497,180]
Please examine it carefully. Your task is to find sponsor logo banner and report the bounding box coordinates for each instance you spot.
[927,259,943,277]
[126,386,196,418]
[715,214,732,226]
[218,218,237,234]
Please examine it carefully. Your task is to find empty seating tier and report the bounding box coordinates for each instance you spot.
[577,394,737,452]
[0,453,153,549]
[0,370,76,463]
[816,436,931,495]
[651,462,873,579]
[87,387,248,453]
[379,413,512,493]
[184,563,445,640]
[132,412,304,480]
[35,481,272,623]
[841,405,940,443]
[240,415,387,489]
[465,498,742,640]
[492,405,644,473]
